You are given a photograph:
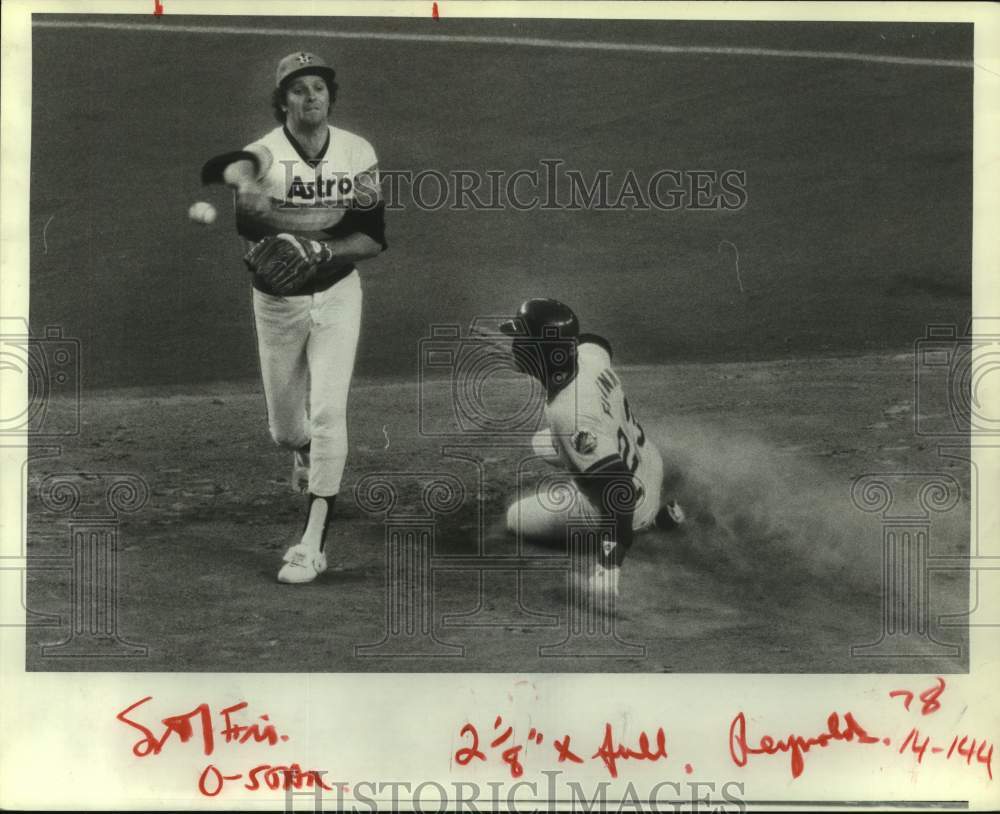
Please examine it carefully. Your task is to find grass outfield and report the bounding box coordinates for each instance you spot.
[26,355,969,673]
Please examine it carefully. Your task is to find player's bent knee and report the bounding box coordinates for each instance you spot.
[308,427,348,456]
[505,499,551,539]
[270,427,310,450]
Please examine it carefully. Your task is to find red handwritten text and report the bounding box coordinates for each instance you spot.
[890,677,946,716]
[490,716,525,778]
[117,697,215,757]
[219,702,284,746]
[456,720,670,778]
[454,723,486,766]
[198,763,333,797]
[897,728,995,780]
[949,735,995,780]
[117,697,315,797]
[454,718,526,777]
[729,711,880,779]
[553,734,584,764]
[592,723,669,779]
[117,697,287,758]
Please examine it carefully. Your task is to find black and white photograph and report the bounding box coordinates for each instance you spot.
[3,1,999,811]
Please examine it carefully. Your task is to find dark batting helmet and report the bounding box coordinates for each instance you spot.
[500,299,579,388]
[499,298,579,341]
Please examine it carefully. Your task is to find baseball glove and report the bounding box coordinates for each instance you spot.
[243,233,333,295]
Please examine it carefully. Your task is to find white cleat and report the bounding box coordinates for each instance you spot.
[277,543,327,584]
[666,500,685,524]
[655,500,686,530]
[291,448,310,495]
[586,563,621,599]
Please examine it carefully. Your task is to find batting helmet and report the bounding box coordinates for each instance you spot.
[499,298,579,340]
[500,299,579,388]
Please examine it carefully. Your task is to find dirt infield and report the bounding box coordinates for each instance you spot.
[26,354,969,673]
[23,19,972,674]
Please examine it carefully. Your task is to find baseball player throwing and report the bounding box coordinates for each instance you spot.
[499,299,684,596]
[209,51,387,583]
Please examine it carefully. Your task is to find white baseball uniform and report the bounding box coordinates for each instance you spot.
[240,124,383,497]
[506,338,664,538]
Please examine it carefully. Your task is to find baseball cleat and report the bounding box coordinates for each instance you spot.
[586,563,621,600]
[291,448,310,494]
[655,500,686,530]
[277,543,327,584]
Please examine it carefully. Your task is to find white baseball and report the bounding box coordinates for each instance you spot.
[188,201,217,225]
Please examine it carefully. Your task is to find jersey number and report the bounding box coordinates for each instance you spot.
[617,398,646,475]
[617,428,639,475]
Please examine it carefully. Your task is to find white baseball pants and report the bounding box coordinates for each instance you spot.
[506,429,664,539]
[252,271,362,497]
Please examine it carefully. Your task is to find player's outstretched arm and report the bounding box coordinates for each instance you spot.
[201,150,271,217]
[227,160,272,218]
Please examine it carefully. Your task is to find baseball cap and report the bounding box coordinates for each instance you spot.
[275,51,337,88]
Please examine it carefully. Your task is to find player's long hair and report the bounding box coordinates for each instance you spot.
[271,78,339,124]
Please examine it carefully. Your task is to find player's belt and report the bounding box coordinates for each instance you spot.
[252,263,356,297]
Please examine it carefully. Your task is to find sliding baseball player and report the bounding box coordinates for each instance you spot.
[500,298,684,597]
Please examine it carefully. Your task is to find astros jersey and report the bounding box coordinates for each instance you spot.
[237,125,383,296]
[543,339,663,528]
